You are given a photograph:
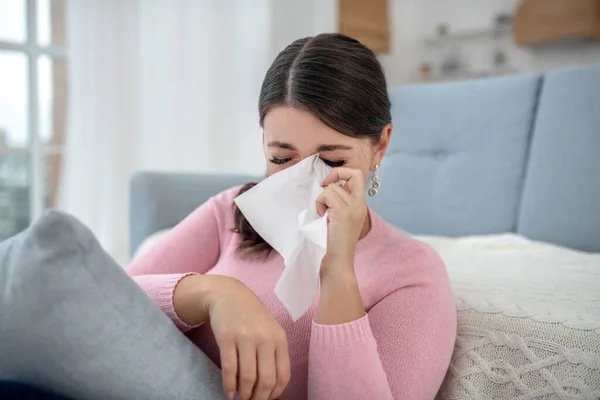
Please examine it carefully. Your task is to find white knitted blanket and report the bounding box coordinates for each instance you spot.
[416,234,600,400]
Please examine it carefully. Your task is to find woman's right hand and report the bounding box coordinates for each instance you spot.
[174,274,290,400]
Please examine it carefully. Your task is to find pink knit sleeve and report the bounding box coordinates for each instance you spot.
[127,197,222,332]
[308,242,457,399]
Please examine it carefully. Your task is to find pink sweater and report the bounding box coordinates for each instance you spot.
[127,187,456,400]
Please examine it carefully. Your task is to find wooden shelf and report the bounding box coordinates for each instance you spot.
[424,27,512,46]
[412,68,516,83]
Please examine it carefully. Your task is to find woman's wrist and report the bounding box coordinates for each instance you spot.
[320,250,355,280]
[173,274,217,326]
[316,260,365,325]
[320,267,357,289]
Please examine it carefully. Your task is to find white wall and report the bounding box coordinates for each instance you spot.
[378,0,421,85]
[269,0,337,58]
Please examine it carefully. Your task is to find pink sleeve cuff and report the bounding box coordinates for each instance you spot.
[153,272,201,332]
[311,314,375,346]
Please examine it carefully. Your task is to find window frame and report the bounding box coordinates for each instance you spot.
[0,0,67,223]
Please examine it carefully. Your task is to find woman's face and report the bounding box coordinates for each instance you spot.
[262,106,391,185]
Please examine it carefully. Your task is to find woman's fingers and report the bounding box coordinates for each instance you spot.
[271,345,291,399]
[219,339,238,399]
[208,278,290,400]
[321,167,366,196]
[252,345,276,400]
[328,183,352,205]
[237,341,258,400]
[221,337,289,400]
[316,184,348,216]
[316,195,328,217]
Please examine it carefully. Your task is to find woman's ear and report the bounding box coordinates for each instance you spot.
[372,123,392,170]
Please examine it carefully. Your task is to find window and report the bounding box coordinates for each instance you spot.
[0,0,67,240]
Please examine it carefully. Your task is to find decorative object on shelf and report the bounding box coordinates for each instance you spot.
[419,63,433,81]
[491,14,513,74]
[515,0,600,45]
[493,49,508,69]
[493,13,514,41]
[437,24,450,37]
[440,52,462,77]
[494,13,514,30]
[339,0,390,53]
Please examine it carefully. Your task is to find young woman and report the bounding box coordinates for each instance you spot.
[128,33,456,400]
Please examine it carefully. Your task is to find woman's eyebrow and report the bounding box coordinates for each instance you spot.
[266,141,353,152]
[318,144,353,152]
[267,141,296,150]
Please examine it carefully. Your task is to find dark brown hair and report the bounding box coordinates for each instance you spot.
[234,33,392,254]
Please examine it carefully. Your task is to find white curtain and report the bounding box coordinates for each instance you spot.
[60,0,271,264]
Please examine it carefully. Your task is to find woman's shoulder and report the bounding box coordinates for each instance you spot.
[207,184,249,224]
[366,210,448,282]
[211,185,246,207]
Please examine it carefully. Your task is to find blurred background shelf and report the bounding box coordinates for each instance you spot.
[424,27,512,47]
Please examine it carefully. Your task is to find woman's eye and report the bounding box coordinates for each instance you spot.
[269,157,291,165]
[321,159,346,168]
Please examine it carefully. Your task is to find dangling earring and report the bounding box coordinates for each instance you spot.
[368,164,380,197]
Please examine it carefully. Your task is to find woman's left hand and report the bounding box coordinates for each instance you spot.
[316,167,368,279]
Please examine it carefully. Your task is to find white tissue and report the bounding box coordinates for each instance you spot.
[234,154,331,321]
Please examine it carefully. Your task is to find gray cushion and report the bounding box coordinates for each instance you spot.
[517,65,600,253]
[369,74,542,236]
[0,211,225,400]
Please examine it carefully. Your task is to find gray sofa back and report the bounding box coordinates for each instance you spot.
[130,64,600,255]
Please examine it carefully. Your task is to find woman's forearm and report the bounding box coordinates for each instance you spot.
[315,263,365,325]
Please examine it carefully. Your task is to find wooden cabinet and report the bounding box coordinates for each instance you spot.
[338,0,390,53]
[515,0,600,45]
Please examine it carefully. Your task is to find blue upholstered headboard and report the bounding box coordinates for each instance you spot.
[130,64,600,255]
